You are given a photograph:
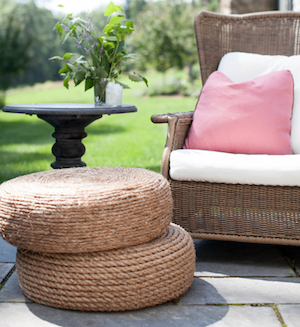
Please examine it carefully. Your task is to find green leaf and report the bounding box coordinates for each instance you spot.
[75,55,87,64]
[109,15,124,27]
[72,17,84,24]
[104,2,115,16]
[48,55,64,61]
[128,73,143,82]
[96,66,108,78]
[85,78,94,91]
[116,40,125,54]
[103,41,115,48]
[63,52,72,60]
[115,80,130,89]
[58,4,64,7]
[91,53,100,67]
[62,30,72,44]
[103,24,113,34]
[142,77,148,87]
[100,54,110,73]
[67,63,79,72]
[104,36,118,42]
[55,23,63,37]
[63,74,70,89]
[114,5,123,12]
[58,64,72,74]
[125,20,134,29]
[74,71,85,86]
[141,76,148,87]
[122,53,137,60]
[124,21,134,34]
[129,72,148,87]
[113,54,125,66]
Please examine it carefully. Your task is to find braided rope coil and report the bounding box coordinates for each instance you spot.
[0,167,172,253]
[16,224,195,312]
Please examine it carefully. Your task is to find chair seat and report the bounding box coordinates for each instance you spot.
[170,149,300,186]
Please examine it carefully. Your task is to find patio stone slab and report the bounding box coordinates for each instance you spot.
[277,304,300,327]
[0,271,31,303]
[194,239,294,277]
[0,263,14,282]
[180,277,300,305]
[0,302,282,327]
[0,237,16,263]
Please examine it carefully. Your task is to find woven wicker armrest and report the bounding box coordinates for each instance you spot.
[151,112,194,178]
[151,111,194,123]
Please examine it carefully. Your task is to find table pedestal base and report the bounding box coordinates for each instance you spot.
[38,114,102,169]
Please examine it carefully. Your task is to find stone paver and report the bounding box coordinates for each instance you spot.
[0,237,16,263]
[0,303,282,327]
[0,263,14,282]
[0,271,297,326]
[0,271,31,303]
[180,277,300,305]
[194,239,294,277]
[277,305,300,327]
[1,237,300,326]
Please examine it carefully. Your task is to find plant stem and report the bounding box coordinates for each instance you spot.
[108,42,120,81]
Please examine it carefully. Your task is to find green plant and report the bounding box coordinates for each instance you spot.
[49,1,147,102]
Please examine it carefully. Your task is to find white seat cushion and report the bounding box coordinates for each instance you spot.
[218,52,300,154]
[170,149,300,186]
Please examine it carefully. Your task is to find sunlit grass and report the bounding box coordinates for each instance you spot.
[1,70,198,183]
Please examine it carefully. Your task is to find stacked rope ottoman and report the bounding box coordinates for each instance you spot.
[0,167,195,311]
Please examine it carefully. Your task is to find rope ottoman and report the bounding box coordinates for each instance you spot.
[16,224,195,311]
[0,167,173,253]
[0,167,195,311]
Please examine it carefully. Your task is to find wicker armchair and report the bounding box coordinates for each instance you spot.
[151,11,300,246]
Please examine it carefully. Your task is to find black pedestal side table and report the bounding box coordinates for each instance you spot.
[2,103,137,169]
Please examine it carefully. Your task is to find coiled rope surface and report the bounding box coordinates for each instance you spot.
[16,224,195,312]
[0,167,172,253]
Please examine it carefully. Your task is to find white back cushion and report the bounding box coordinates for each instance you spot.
[218,52,300,154]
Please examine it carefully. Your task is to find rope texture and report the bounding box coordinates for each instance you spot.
[16,224,195,312]
[0,167,172,253]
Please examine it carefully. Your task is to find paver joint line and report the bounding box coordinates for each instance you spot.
[0,265,15,286]
[273,304,286,327]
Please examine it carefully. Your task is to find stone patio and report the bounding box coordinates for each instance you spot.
[1,236,300,327]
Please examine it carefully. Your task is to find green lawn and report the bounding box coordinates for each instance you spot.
[0,71,198,184]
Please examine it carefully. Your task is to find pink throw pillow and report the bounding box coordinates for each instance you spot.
[184,70,294,154]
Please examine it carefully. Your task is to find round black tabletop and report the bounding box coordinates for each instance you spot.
[2,103,137,115]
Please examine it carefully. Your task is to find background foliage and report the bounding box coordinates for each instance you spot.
[0,0,219,105]
[0,0,218,181]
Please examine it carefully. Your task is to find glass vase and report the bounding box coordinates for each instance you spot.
[94,78,108,106]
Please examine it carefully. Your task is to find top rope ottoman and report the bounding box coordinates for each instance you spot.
[0,167,173,253]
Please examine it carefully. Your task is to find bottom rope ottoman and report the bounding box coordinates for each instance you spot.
[16,224,195,311]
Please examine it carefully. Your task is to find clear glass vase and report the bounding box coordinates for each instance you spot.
[94,78,108,106]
